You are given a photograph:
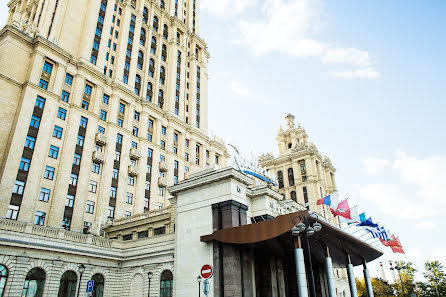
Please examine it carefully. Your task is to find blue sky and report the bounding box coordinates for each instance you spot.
[1,0,445,281]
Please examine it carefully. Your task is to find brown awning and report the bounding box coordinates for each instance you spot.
[201,210,383,267]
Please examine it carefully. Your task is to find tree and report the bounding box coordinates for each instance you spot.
[355,277,394,297]
[420,260,446,297]
[392,261,417,297]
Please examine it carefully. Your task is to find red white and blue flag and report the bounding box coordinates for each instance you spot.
[316,192,339,210]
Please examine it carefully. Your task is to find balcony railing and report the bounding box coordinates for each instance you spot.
[92,151,105,163]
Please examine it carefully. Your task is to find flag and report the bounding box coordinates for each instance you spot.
[340,206,361,224]
[316,192,339,209]
[390,236,405,254]
[357,215,378,228]
[365,227,386,240]
[330,199,351,219]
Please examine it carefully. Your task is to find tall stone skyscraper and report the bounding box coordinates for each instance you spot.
[0,0,227,232]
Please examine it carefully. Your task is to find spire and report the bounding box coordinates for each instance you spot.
[285,114,295,129]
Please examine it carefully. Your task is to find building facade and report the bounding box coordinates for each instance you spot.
[0,167,381,297]
[259,114,338,222]
[0,0,228,233]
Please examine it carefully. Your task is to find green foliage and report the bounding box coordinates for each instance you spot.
[417,260,446,297]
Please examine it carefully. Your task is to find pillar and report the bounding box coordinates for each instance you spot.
[347,255,358,297]
[363,261,374,297]
[294,237,309,297]
[325,247,336,297]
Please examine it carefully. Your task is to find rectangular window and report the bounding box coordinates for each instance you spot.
[116,133,123,144]
[89,180,98,193]
[134,111,140,121]
[82,100,89,110]
[77,135,85,147]
[100,110,107,121]
[34,211,46,225]
[39,79,48,89]
[124,211,132,218]
[65,73,73,85]
[48,145,59,159]
[102,94,109,104]
[185,152,189,161]
[128,176,135,186]
[303,186,309,208]
[19,157,31,171]
[62,216,71,230]
[161,126,166,135]
[114,151,121,161]
[108,206,115,218]
[144,198,150,209]
[110,186,117,198]
[44,166,55,180]
[96,144,103,152]
[66,195,75,207]
[158,186,164,196]
[6,205,19,220]
[53,126,63,139]
[86,200,95,214]
[119,103,125,113]
[173,147,177,154]
[60,91,70,102]
[70,173,78,186]
[112,168,119,179]
[92,162,100,174]
[39,188,50,202]
[57,107,67,120]
[80,116,88,128]
[98,126,105,134]
[117,118,123,127]
[13,180,25,195]
[25,136,36,149]
[35,96,46,108]
[30,116,41,128]
[131,141,138,149]
[160,140,165,150]
[90,55,97,65]
[174,175,178,185]
[185,139,189,147]
[185,166,189,173]
[160,155,165,162]
[84,84,92,95]
[73,154,81,165]
[147,134,152,142]
[148,148,153,158]
[145,180,151,190]
[148,119,154,129]
[123,74,128,84]
[133,127,138,137]
[126,193,133,204]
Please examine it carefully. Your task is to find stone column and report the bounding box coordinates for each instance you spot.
[325,247,336,297]
[294,237,309,297]
[363,261,374,297]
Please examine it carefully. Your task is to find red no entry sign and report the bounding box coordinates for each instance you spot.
[200,264,213,279]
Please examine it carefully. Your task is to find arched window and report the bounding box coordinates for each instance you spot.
[143,7,148,23]
[153,16,159,32]
[160,66,165,85]
[130,274,143,296]
[161,44,167,62]
[277,171,284,189]
[290,191,297,202]
[137,50,144,69]
[148,58,155,77]
[160,0,165,9]
[0,264,8,297]
[158,90,164,109]
[22,267,46,297]
[57,271,77,297]
[91,274,104,297]
[151,37,157,54]
[160,270,173,297]
[140,28,146,46]
[146,82,153,101]
[135,75,141,95]
[288,168,295,186]
[163,25,168,40]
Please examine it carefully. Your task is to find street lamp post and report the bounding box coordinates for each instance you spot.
[395,265,407,297]
[147,271,153,297]
[197,275,202,297]
[76,264,86,297]
[291,213,322,297]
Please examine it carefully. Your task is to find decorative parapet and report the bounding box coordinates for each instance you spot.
[110,207,172,227]
[0,218,114,248]
[258,152,274,163]
[292,141,318,153]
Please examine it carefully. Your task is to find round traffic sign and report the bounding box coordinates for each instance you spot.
[200,264,213,279]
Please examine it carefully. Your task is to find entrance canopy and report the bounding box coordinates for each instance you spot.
[201,211,383,267]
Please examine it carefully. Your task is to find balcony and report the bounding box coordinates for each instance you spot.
[95,133,107,145]
[158,177,167,187]
[130,148,140,159]
[92,151,105,163]
[159,161,168,171]
[128,165,138,176]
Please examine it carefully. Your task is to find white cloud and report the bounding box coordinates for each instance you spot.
[228,81,251,97]
[359,152,446,220]
[362,158,392,176]
[234,0,379,78]
[201,0,257,17]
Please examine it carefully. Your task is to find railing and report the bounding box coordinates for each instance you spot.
[0,218,113,248]
[111,207,172,226]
